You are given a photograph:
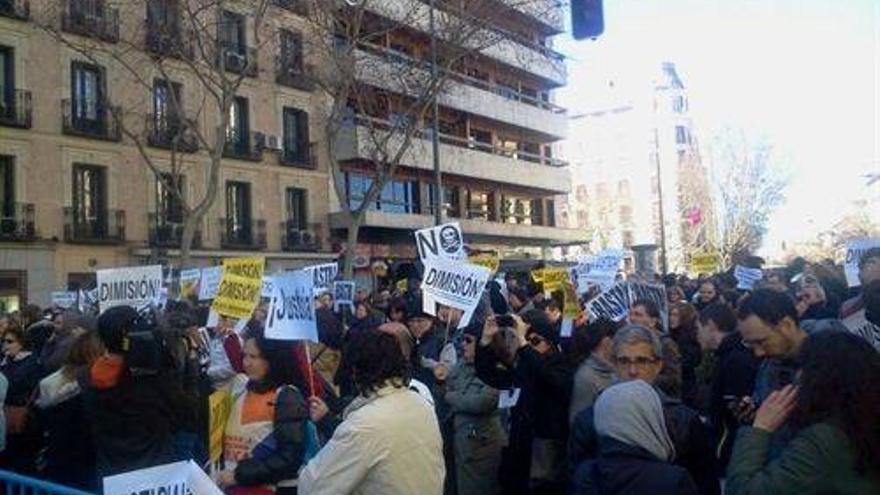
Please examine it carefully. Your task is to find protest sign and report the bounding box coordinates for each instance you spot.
[222,256,265,280]
[531,268,570,294]
[179,268,201,300]
[572,249,624,294]
[585,282,631,323]
[304,262,339,290]
[51,291,77,309]
[469,253,500,274]
[689,252,721,275]
[198,266,223,301]
[498,388,521,409]
[734,265,764,290]
[333,281,355,313]
[421,256,491,328]
[212,271,262,319]
[96,265,164,313]
[262,276,275,298]
[266,269,318,342]
[415,222,465,261]
[103,460,222,495]
[561,283,581,338]
[208,389,232,462]
[844,238,880,287]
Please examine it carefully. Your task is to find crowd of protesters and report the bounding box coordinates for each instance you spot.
[0,248,878,495]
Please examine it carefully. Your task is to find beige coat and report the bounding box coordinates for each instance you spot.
[298,384,445,495]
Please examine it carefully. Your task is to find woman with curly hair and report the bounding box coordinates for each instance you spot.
[300,329,444,495]
[726,331,880,494]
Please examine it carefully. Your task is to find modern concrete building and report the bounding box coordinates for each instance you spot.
[566,62,713,273]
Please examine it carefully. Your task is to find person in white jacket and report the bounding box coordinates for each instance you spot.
[299,329,445,495]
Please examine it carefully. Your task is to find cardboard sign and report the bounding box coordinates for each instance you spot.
[211,271,262,319]
[415,222,465,261]
[531,268,569,294]
[51,291,78,309]
[572,249,624,293]
[734,265,764,290]
[198,266,223,301]
[844,238,880,287]
[586,282,631,323]
[208,389,232,462]
[304,262,339,290]
[469,253,500,274]
[223,256,265,280]
[421,256,491,329]
[103,460,222,495]
[689,252,721,275]
[265,269,318,342]
[179,268,201,300]
[96,265,164,313]
[333,281,355,312]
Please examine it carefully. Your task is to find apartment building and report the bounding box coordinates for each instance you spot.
[0,0,333,309]
[328,0,586,279]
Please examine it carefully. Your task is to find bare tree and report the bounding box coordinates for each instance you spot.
[709,127,788,268]
[299,0,564,277]
[677,149,717,260]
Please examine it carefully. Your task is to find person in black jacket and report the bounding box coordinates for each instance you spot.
[475,309,573,495]
[572,380,698,495]
[83,306,198,478]
[697,303,759,471]
[0,320,44,474]
[217,326,309,494]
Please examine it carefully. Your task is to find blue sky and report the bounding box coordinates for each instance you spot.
[557,0,879,256]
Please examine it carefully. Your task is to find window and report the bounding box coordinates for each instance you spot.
[285,187,307,230]
[156,173,184,224]
[467,189,493,221]
[675,125,688,145]
[672,95,686,114]
[282,107,309,163]
[218,10,245,53]
[279,29,303,74]
[147,0,178,35]
[619,205,633,224]
[72,164,107,234]
[545,199,555,227]
[225,181,251,242]
[226,96,249,146]
[501,195,533,225]
[0,46,12,115]
[70,0,106,19]
[346,173,371,211]
[346,173,417,213]
[71,62,104,123]
[428,184,460,218]
[470,129,492,148]
[0,156,14,226]
[153,79,182,129]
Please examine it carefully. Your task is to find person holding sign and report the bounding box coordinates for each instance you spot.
[218,327,314,494]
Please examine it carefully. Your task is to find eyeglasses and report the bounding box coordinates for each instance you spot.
[614,356,659,367]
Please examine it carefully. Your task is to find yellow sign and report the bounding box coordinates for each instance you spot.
[562,282,581,319]
[212,271,263,319]
[469,253,500,274]
[222,256,265,280]
[689,252,721,275]
[531,268,569,293]
[396,278,408,294]
[208,389,232,462]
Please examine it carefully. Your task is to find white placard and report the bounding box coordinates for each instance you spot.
[103,460,222,495]
[734,265,764,290]
[844,238,880,287]
[421,256,491,329]
[304,262,339,290]
[498,388,521,409]
[415,222,465,262]
[198,266,223,300]
[51,291,78,309]
[96,265,164,313]
[572,249,624,294]
[266,269,318,342]
[333,281,355,312]
[585,282,631,323]
[262,275,275,298]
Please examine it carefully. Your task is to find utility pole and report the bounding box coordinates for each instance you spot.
[653,124,669,275]
[429,0,443,226]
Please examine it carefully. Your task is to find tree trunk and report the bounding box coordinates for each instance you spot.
[343,215,360,280]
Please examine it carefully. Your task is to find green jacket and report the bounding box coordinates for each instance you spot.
[727,423,880,495]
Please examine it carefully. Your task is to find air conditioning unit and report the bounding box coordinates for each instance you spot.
[265,134,283,151]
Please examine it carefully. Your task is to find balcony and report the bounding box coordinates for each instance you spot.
[279,142,317,169]
[62,99,122,141]
[273,0,308,15]
[334,117,571,194]
[63,207,125,244]
[218,218,266,250]
[276,57,315,91]
[147,115,199,153]
[147,213,202,248]
[281,221,321,252]
[354,45,566,139]
[223,130,263,161]
[216,44,258,78]
[146,23,194,60]
[0,203,36,241]
[496,0,565,34]
[61,3,120,43]
[0,90,32,129]
[0,0,29,20]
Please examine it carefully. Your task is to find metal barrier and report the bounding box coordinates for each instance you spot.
[0,470,95,495]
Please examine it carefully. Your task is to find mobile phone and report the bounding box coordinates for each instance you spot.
[495,314,516,327]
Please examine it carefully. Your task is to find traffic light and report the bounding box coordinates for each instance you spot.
[571,0,605,40]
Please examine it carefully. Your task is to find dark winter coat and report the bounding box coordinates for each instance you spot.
[1,352,42,406]
[709,332,759,469]
[572,437,699,495]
